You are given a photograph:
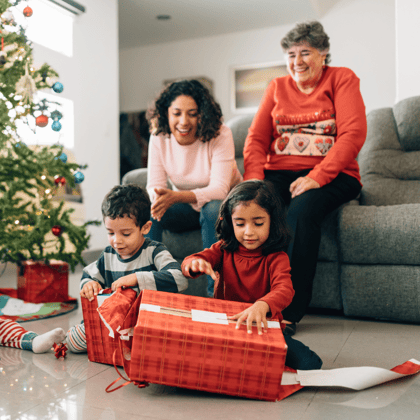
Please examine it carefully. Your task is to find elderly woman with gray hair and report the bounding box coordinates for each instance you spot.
[243,21,367,335]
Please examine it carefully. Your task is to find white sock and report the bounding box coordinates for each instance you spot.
[32,328,66,354]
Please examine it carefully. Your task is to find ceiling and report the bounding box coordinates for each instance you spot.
[118,0,342,49]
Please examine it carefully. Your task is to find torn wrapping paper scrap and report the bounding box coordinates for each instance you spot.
[97,288,137,338]
[281,359,420,391]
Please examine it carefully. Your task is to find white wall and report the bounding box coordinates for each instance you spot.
[120,0,395,121]
[396,0,420,102]
[33,0,119,251]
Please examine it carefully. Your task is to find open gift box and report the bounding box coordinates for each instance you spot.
[81,287,138,367]
[116,290,291,401]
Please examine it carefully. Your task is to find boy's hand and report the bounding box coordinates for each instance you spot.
[111,273,138,291]
[182,258,218,281]
[80,280,103,301]
[229,301,270,335]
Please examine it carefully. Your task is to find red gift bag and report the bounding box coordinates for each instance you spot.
[17,260,70,303]
[112,290,299,401]
[81,287,137,367]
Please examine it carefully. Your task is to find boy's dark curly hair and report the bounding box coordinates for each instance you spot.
[101,184,151,227]
[148,79,223,143]
[216,180,291,255]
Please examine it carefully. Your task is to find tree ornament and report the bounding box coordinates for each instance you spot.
[51,110,63,121]
[36,114,49,127]
[0,52,6,67]
[23,7,33,17]
[54,176,66,186]
[52,82,64,93]
[51,120,62,132]
[16,64,37,103]
[74,171,84,184]
[51,225,63,237]
[58,152,67,163]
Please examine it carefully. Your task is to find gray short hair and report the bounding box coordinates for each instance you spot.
[281,21,331,65]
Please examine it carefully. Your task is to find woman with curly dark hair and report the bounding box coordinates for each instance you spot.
[146,80,242,296]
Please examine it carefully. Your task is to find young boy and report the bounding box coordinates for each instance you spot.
[66,184,188,352]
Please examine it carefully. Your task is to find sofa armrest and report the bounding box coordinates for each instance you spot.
[122,168,148,188]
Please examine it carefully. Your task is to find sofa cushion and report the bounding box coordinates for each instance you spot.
[358,97,420,206]
[339,203,420,265]
[341,264,420,323]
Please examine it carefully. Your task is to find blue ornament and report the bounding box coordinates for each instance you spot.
[51,110,63,121]
[15,141,27,148]
[52,121,62,132]
[58,153,67,163]
[52,82,64,93]
[74,171,84,184]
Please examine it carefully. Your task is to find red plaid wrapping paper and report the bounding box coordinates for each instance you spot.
[17,260,70,303]
[82,288,137,367]
[121,290,289,401]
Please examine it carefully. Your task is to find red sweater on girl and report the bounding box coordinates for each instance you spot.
[243,66,367,187]
[182,241,294,322]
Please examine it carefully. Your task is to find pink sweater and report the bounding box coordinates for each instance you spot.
[147,124,242,211]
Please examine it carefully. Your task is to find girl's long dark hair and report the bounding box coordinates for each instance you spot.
[215,180,291,255]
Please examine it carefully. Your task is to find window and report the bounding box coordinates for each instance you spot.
[11,0,73,57]
[15,91,75,148]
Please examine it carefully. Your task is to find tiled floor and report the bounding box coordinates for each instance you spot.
[1,264,420,420]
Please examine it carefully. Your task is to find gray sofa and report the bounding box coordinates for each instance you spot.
[122,96,420,323]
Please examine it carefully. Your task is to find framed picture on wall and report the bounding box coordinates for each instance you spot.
[231,61,288,113]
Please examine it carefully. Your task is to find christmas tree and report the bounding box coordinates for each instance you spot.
[0,0,100,271]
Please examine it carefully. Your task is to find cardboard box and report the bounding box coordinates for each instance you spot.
[17,260,69,303]
[123,290,288,401]
[82,288,137,367]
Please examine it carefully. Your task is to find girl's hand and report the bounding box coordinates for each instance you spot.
[182,258,219,281]
[80,280,103,301]
[290,176,320,199]
[111,274,137,291]
[151,188,177,221]
[229,301,270,335]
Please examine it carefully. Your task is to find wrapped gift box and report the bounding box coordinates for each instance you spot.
[82,287,137,367]
[122,290,288,401]
[17,260,70,303]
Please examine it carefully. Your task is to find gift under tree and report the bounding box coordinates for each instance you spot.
[0,0,99,302]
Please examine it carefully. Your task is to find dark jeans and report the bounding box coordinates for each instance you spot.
[265,169,361,322]
[147,201,222,296]
[285,335,323,370]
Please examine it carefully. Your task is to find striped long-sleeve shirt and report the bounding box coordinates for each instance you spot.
[80,238,188,294]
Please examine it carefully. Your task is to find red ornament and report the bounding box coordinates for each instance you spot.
[52,225,63,237]
[54,176,66,186]
[23,6,33,17]
[36,115,48,127]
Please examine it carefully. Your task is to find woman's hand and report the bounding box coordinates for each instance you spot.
[229,301,270,335]
[182,258,219,281]
[111,274,138,291]
[80,280,103,301]
[290,176,320,199]
[151,188,177,221]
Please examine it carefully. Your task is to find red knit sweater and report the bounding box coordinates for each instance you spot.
[182,241,294,322]
[243,67,367,187]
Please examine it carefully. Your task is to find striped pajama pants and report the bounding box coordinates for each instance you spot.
[66,322,87,353]
[0,317,37,351]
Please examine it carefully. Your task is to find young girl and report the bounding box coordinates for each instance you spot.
[181,180,322,370]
